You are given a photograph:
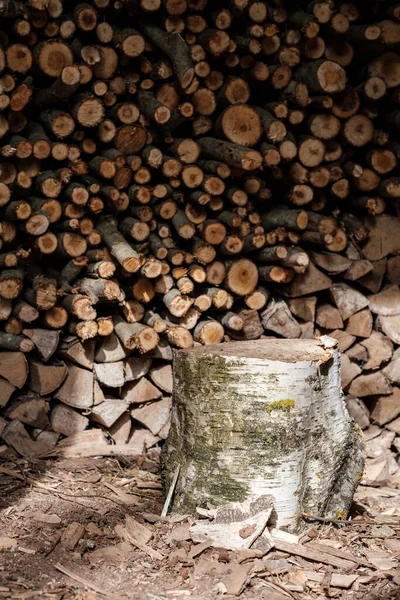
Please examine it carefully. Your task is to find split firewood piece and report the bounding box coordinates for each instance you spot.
[124,356,152,382]
[128,429,160,454]
[57,336,95,370]
[346,309,373,338]
[329,330,356,352]
[309,252,351,275]
[341,355,362,389]
[93,381,105,406]
[149,363,173,394]
[22,329,59,362]
[361,332,393,371]
[361,455,390,487]
[348,372,392,398]
[315,304,343,329]
[387,256,400,285]
[109,413,131,444]
[346,343,368,363]
[49,430,117,459]
[0,352,28,388]
[376,314,400,344]
[4,393,49,429]
[343,260,373,282]
[370,387,400,426]
[94,361,125,388]
[368,284,400,316]
[1,420,49,458]
[345,396,370,430]
[362,215,400,260]
[95,333,130,363]
[358,258,387,294]
[54,363,94,409]
[383,347,400,384]
[90,400,127,429]
[33,430,60,450]
[261,299,301,338]
[365,430,396,459]
[28,359,67,396]
[284,263,332,297]
[50,402,89,437]
[121,377,162,405]
[147,340,173,362]
[330,283,369,320]
[131,397,172,437]
[0,378,16,408]
[288,296,317,322]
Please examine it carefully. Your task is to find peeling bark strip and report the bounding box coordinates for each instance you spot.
[163,339,364,531]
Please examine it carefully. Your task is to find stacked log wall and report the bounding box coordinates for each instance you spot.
[0,0,399,476]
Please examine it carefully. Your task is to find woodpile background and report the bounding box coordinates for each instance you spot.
[0,0,399,481]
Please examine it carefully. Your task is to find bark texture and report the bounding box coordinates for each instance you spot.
[163,339,364,530]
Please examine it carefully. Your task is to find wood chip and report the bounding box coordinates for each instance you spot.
[273,540,357,569]
[34,512,62,527]
[304,571,358,589]
[0,537,17,549]
[115,524,164,561]
[61,522,85,550]
[130,397,172,436]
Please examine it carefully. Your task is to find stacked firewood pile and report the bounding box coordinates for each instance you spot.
[0,0,399,471]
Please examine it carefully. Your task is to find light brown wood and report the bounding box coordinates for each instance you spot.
[54,363,94,408]
[122,377,162,404]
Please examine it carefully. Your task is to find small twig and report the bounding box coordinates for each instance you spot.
[161,464,180,517]
[301,512,358,525]
[54,563,123,600]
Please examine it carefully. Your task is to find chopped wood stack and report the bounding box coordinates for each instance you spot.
[0,0,399,467]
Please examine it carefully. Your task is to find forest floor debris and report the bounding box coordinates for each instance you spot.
[0,455,399,600]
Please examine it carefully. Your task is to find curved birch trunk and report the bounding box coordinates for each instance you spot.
[163,339,364,531]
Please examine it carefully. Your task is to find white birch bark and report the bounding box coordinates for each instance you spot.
[163,339,364,531]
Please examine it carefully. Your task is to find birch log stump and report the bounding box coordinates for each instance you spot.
[163,339,364,530]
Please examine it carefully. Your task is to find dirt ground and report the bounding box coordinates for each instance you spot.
[0,454,399,600]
